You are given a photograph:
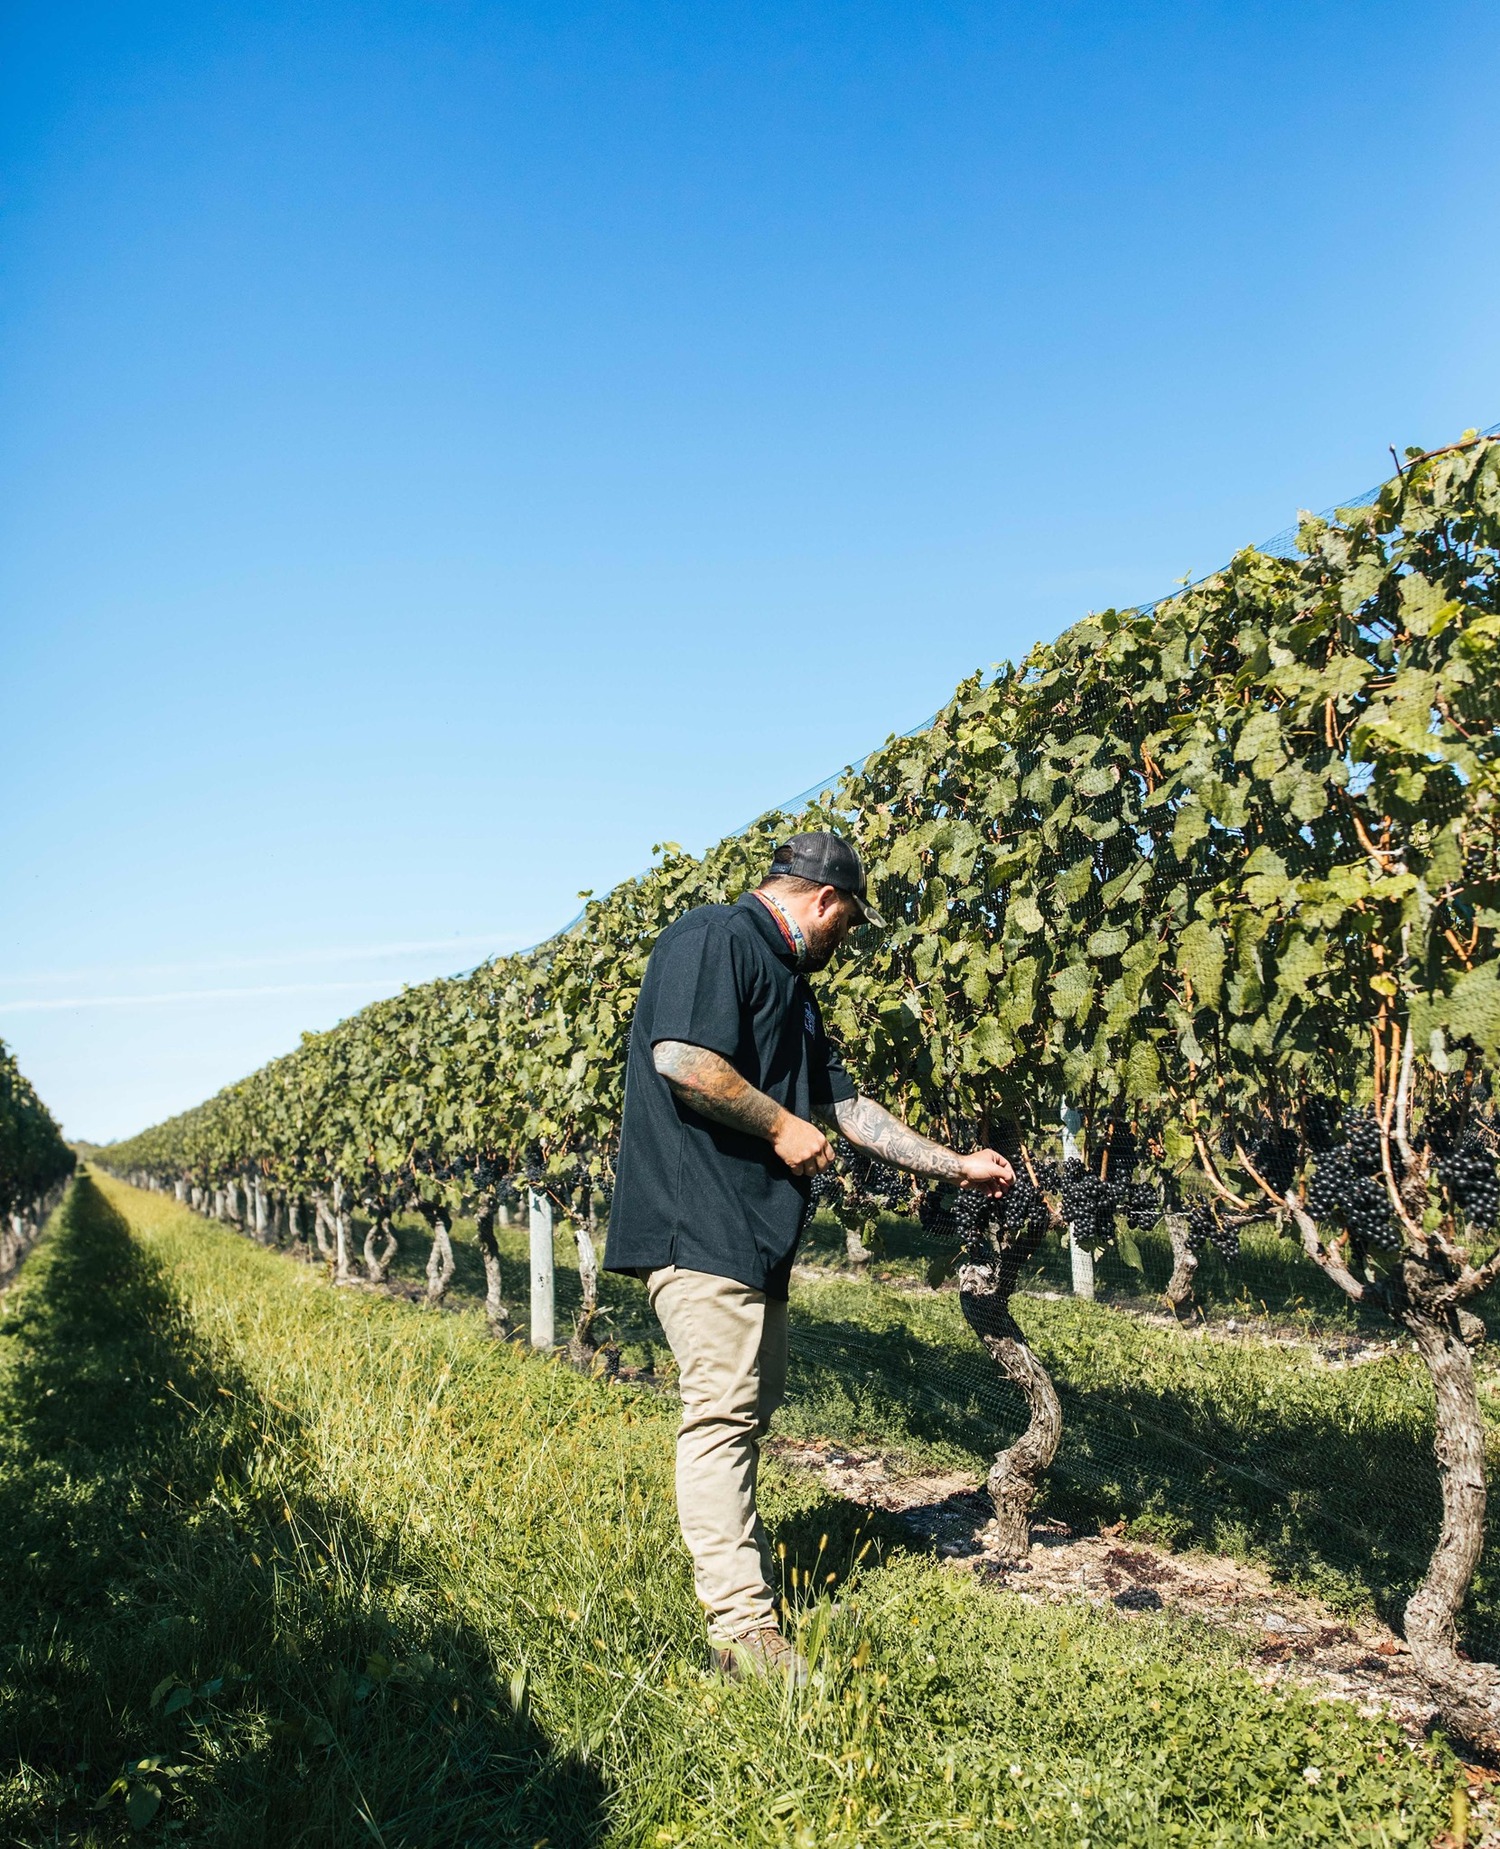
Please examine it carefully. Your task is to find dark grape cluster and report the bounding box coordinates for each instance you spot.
[1001,1174,1054,1239]
[564,1163,596,1219]
[1304,1113,1402,1254]
[952,1186,997,1252]
[1436,1140,1500,1230]
[1100,1119,1138,1180]
[1246,1118,1300,1195]
[413,1145,463,1183]
[471,1153,508,1190]
[1298,1093,1343,1153]
[1422,1102,1465,1159]
[1185,1200,1239,1262]
[1342,1108,1403,1182]
[1060,1157,1122,1250]
[849,1155,906,1209]
[917,1185,947,1235]
[809,1166,842,1208]
[821,1090,1492,1280]
[1123,1180,1161,1232]
[919,1170,1052,1253]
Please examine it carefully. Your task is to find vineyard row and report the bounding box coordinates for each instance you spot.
[106,433,1500,1751]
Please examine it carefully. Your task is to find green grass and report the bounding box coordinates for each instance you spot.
[0,1175,1458,1844]
[780,1279,1481,1630]
[375,1202,1497,1649]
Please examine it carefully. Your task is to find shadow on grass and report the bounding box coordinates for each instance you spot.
[240,1199,1487,1657]
[766,1483,918,1611]
[0,1178,608,1849]
[367,1209,1456,1644]
[781,1300,1500,1655]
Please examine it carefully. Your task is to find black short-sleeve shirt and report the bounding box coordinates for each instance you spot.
[604,893,857,1299]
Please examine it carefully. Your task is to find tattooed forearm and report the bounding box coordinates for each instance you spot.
[831,1095,963,1180]
[653,1040,786,1141]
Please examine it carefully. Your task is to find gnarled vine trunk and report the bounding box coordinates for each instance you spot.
[958,1227,1061,1559]
[843,1213,873,1269]
[1281,1176,1500,1756]
[362,1212,398,1283]
[474,1205,511,1335]
[311,1194,337,1266]
[330,1177,355,1283]
[568,1201,600,1362]
[1399,1286,1500,1755]
[419,1202,456,1305]
[0,1188,62,1284]
[1164,1211,1198,1316]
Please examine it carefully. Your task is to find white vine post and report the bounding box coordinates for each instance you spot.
[528,1187,555,1350]
[1061,1101,1094,1301]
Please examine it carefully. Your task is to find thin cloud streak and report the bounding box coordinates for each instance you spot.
[0,981,408,1015]
[0,934,523,989]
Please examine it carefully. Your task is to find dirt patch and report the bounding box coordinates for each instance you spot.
[770,1432,1500,1834]
[767,1436,1439,1734]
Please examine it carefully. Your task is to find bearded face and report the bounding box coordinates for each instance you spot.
[800,898,860,971]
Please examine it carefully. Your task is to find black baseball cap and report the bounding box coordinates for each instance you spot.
[768,832,886,927]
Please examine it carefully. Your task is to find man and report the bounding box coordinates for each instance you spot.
[605,831,1014,1681]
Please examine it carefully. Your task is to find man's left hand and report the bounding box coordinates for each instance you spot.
[956,1150,1014,1197]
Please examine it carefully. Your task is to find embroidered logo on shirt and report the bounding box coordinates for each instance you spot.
[804,1000,816,1037]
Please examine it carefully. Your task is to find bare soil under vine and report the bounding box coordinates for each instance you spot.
[767,1432,1500,1838]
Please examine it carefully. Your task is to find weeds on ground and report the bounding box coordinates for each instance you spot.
[366,1202,1493,1651]
[0,1174,1454,1844]
[778,1276,1477,1637]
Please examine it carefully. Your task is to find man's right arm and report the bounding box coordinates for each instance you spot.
[652,1040,833,1175]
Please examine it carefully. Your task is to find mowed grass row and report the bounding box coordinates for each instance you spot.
[383,1204,1493,1650]
[0,1176,1456,1845]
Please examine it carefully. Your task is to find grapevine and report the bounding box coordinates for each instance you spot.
[99,435,1500,1755]
[0,1038,73,1276]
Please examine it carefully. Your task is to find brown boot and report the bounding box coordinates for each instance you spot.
[713,1625,809,1688]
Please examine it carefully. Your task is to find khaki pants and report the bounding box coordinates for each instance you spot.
[646,1265,789,1645]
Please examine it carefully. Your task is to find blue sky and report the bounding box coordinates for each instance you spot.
[3,0,1497,1142]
